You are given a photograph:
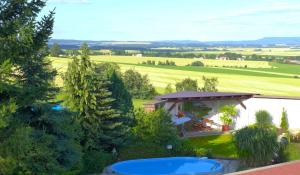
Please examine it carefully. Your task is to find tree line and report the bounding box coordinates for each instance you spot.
[50,43,297,62]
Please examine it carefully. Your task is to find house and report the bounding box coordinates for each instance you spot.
[135,53,143,57]
[143,91,300,133]
[216,56,228,60]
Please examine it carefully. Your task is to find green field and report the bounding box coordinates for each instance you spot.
[156,47,300,57]
[88,55,271,68]
[50,55,300,96]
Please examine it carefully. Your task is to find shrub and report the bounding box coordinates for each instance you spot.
[171,143,212,158]
[234,126,279,167]
[255,110,273,128]
[190,61,204,67]
[164,83,173,94]
[118,143,169,160]
[133,109,179,145]
[82,150,113,174]
[157,60,176,66]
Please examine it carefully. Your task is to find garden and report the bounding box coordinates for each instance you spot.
[118,106,300,172]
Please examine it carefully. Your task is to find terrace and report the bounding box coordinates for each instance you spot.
[144,91,257,136]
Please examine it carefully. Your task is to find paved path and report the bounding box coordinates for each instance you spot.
[227,160,300,175]
[218,159,240,174]
[182,131,232,138]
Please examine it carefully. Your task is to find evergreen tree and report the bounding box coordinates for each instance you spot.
[0,1,81,174]
[0,0,57,106]
[280,108,289,132]
[63,43,126,151]
[95,63,134,114]
[0,61,16,128]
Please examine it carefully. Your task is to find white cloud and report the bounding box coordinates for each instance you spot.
[196,3,300,23]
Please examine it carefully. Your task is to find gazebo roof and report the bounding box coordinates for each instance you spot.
[155,91,258,101]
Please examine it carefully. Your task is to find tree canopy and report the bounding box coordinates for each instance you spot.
[175,78,198,92]
[50,43,63,57]
[123,69,157,99]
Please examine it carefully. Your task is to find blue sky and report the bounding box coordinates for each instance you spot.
[43,0,300,41]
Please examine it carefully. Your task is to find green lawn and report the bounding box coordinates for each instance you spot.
[286,143,300,161]
[132,99,153,109]
[118,134,237,161]
[118,134,300,162]
[183,134,238,159]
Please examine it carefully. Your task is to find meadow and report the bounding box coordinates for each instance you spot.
[50,55,300,96]
[156,47,300,57]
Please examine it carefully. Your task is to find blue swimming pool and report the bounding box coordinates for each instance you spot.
[110,157,223,175]
[51,105,63,111]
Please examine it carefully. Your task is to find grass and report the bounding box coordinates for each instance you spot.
[286,143,300,161]
[183,134,238,159]
[49,56,300,96]
[89,55,271,68]
[176,47,300,57]
[118,134,237,161]
[118,134,300,162]
[132,99,153,109]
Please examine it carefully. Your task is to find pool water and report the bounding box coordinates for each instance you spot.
[51,105,63,111]
[110,157,223,175]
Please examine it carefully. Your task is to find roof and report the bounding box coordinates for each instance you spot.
[143,100,166,106]
[254,95,300,100]
[155,91,258,101]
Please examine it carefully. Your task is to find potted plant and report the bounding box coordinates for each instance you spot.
[219,105,238,131]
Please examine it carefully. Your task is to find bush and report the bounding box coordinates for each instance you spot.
[119,143,169,160]
[255,110,273,128]
[157,60,176,66]
[234,126,279,167]
[142,60,156,65]
[164,83,173,94]
[82,150,113,174]
[190,61,204,67]
[133,109,179,145]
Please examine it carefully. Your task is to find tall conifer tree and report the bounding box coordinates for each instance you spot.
[63,43,125,150]
[0,1,81,174]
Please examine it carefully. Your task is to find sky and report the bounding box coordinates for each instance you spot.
[43,0,300,41]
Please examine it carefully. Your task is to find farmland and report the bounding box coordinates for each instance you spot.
[50,55,300,96]
[155,47,300,57]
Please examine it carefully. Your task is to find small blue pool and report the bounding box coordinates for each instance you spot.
[110,157,223,175]
[51,105,63,111]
